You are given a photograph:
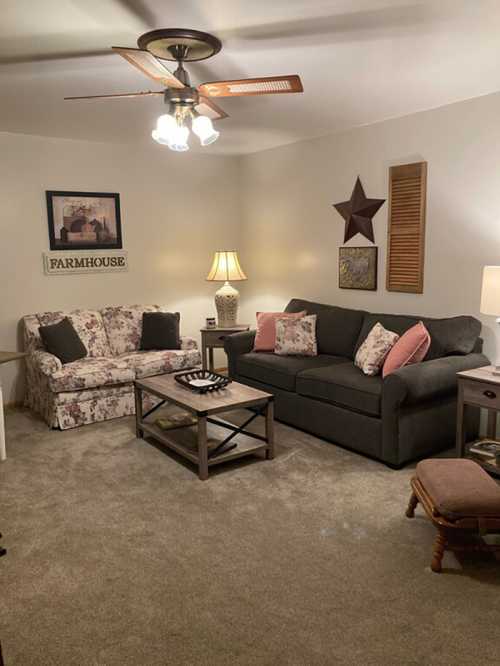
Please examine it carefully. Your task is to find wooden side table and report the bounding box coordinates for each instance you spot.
[0,352,26,461]
[456,365,500,477]
[200,325,250,372]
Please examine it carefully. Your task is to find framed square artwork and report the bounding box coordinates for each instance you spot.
[339,246,378,290]
[46,191,122,251]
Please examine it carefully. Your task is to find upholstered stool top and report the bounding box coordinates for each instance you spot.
[416,458,500,520]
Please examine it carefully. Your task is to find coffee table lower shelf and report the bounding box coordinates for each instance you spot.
[139,418,270,470]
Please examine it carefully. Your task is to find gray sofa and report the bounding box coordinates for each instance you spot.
[225,299,488,467]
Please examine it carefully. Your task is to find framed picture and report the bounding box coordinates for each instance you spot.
[46,191,122,251]
[339,246,378,290]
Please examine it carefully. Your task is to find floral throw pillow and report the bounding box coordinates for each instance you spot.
[275,315,318,357]
[355,322,399,376]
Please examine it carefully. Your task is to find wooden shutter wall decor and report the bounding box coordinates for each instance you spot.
[386,161,427,293]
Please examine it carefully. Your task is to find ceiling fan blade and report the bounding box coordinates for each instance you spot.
[112,46,185,89]
[198,75,303,98]
[64,91,163,101]
[195,96,229,121]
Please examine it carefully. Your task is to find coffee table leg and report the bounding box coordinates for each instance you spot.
[265,399,275,460]
[134,384,143,439]
[198,415,209,480]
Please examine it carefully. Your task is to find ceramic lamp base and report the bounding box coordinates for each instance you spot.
[215,281,239,328]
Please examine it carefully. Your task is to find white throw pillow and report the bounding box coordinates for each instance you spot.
[275,315,318,356]
[355,322,399,376]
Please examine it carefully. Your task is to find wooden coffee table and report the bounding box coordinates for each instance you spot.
[134,374,275,480]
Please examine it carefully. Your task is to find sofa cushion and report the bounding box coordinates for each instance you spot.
[275,315,318,357]
[285,299,365,358]
[37,309,111,358]
[425,317,481,359]
[254,311,306,352]
[355,313,481,361]
[355,323,399,376]
[140,312,181,350]
[236,352,345,392]
[119,349,200,379]
[101,305,164,356]
[49,358,135,393]
[296,362,383,416]
[39,317,87,365]
[382,321,431,377]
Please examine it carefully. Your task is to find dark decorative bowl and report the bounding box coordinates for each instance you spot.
[174,369,231,394]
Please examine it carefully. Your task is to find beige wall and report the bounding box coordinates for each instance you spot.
[0,132,241,402]
[239,91,500,364]
[3,90,500,404]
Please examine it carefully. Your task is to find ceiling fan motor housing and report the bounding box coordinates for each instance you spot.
[165,87,199,108]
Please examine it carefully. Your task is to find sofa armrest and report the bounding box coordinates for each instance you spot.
[383,353,490,408]
[224,330,256,357]
[180,336,198,351]
[224,330,256,378]
[31,350,63,376]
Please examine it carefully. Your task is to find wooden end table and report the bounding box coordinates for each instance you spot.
[0,352,26,461]
[134,373,274,480]
[456,365,500,477]
[200,325,250,372]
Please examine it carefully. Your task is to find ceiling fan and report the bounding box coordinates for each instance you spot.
[65,28,303,152]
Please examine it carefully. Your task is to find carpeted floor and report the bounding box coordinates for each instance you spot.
[0,407,499,665]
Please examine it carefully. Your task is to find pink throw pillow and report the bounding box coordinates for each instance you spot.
[382,321,431,378]
[254,311,306,352]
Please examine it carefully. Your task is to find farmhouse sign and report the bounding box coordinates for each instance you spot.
[43,251,128,275]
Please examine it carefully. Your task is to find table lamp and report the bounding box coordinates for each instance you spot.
[206,251,247,327]
[480,265,500,373]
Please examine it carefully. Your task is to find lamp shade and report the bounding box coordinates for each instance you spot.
[206,251,247,282]
[480,266,500,315]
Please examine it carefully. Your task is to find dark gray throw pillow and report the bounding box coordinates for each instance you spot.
[140,312,180,350]
[39,317,87,364]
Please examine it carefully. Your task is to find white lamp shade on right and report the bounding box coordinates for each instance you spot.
[480,266,500,316]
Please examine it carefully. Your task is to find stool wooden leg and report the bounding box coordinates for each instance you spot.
[406,491,419,518]
[431,529,447,573]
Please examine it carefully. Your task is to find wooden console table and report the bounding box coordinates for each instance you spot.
[0,352,26,461]
[456,365,500,477]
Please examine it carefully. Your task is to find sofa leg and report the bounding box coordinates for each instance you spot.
[385,460,406,470]
[431,529,447,573]
[406,491,419,518]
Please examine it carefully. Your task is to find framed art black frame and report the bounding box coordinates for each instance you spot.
[339,246,378,291]
[46,190,122,251]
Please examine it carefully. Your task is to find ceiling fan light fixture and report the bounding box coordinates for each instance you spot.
[191,113,219,146]
[168,123,190,152]
[157,112,176,135]
[152,111,190,151]
[151,129,170,146]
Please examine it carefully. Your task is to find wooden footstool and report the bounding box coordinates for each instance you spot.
[406,459,500,572]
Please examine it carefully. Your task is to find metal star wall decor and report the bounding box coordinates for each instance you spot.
[333,177,385,243]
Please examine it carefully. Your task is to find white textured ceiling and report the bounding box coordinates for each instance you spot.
[2,0,500,154]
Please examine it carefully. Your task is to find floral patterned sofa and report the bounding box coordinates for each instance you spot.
[23,305,200,429]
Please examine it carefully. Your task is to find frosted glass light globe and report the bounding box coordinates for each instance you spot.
[192,115,219,146]
[156,113,176,137]
[168,124,190,152]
